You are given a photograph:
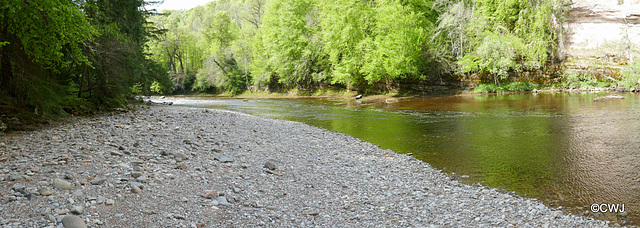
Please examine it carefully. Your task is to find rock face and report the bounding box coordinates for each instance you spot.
[564,0,640,58]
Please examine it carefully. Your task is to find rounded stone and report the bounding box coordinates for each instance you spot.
[62,215,87,228]
[38,187,53,196]
[52,178,71,190]
[70,206,83,215]
[264,161,276,170]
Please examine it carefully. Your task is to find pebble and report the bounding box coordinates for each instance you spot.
[216,196,230,207]
[0,105,613,227]
[214,155,234,163]
[200,190,218,199]
[264,161,277,170]
[177,163,188,170]
[90,178,106,185]
[136,175,148,183]
[45,214,56,223]
[117,162,131,169]
[70,206,83,215]
[52,178,72,190]
[62,215,87,228]
[131,171,144,178]
[175,153,188,161]
[56,209,70,215]
[38,187,53,196]
[8,174,22,181]
[110,151,124,156]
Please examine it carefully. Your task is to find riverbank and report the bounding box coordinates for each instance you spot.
[0,105,609,227]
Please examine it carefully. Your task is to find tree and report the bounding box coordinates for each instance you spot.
[362,0,433,84]
[252,0,328,90]
[0,0,94,113]
[319,0,374,88]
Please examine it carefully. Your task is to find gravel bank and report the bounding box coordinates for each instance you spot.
[0,105,609,227]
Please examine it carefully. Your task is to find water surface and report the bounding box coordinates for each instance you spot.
[156,93,640,224]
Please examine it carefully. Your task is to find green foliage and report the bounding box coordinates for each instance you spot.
[473,81,538,93]
[438,0,563,84]
[621,60,640,89]
[0,0,163,117]
[460,32,526,83]
[560,71,617,89]
[319,0,374,86]
[0,0,94,69]
[150,81,166,94]
[144,0,568,94]
[131,83,144,95]
[254,0,327,88]
[362,0,434,83]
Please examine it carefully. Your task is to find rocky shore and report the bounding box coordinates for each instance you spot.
[0,105,609,227]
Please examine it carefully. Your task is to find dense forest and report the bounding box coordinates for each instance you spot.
[147,0,569,95]
[0,0,165,116]
[1,0,636,117]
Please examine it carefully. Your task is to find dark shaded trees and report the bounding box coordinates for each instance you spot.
[0,0,167,115]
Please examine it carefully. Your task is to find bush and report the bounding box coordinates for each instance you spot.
[621,61,640,89]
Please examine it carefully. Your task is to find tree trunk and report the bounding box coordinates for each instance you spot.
[212,58,228,76]
[78,64,88,98]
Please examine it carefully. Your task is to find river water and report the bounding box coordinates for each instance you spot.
[154,92,640,224]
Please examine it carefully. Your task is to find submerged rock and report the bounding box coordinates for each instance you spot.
[593,95,626,102]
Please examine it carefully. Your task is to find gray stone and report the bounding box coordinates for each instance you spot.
[105,199,115,206]
[216,196,230,207]
[131,186,142,193]
[117,162,130,169]
[72,190,83,197]
[137,176,149,184]
[131,171,144,178]
[45,214,56,223]
[39,187,53,196]
[214,155,234,163]
[12,184,26,192]
[53,178,72,190]
[264,161,277,170]
[70,206,83,215]
[129,182,144,189]
[8,174,22,181]
[90,178,106,185]
[62,215,87,228]
[110,151,123,156]
[175,153,188,160]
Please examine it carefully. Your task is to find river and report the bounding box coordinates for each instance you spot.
[150,92,640,224]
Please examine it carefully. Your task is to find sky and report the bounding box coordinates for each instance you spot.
[149,0,213,12]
